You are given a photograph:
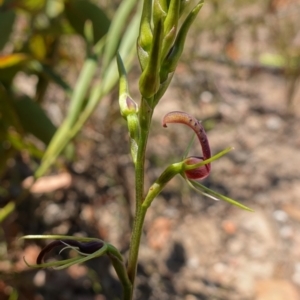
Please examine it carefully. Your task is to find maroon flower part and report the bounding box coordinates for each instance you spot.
[162,111,211,180]
[183,156,210,180]
[37,240,104,264]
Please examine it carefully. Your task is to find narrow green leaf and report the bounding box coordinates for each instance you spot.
[39,52,98,171]
[96,7,141,97]
[35,2,140,179]
[101,0,137,74]
[21,235,103,242]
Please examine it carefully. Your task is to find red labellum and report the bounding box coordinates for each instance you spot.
[163,111,211,179]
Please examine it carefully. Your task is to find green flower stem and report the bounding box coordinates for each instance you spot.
[127,208,148,299]
[143,162,183,209]
[107,245,132,300]
[127,97,153,291]
[109,253,132,300]
[127,163,183,299]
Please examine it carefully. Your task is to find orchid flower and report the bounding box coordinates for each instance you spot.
[160,111,253,211]
[21,235,132,297]
[163,111,211,180]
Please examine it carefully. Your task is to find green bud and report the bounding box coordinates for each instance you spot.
[137,45,150,72]
[127,113,140,163]
[117,52,140,162]
[117,52,139,118]
[179,0,191,16]
[160,1,203,82]
[155,0,169,15]
[161,0,180,60]
[137,0,153,70]
[139,19,164,99]
[127,113,140,141]
[120,95,139,118]
[153,0,167,25]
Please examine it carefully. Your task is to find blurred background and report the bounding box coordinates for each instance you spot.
[0,0,300,299]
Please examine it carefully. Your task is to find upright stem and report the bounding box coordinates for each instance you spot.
[127,97,153,298]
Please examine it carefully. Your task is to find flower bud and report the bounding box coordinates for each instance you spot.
[160,1,203,83]
[139,19,164,99]
[161,0,180,60]
[137,0,153,70]
[119,94,139,118]
[127,113,140,163]
[117,52,139,118]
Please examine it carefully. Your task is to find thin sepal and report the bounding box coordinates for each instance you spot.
[21,235,101,242]
[23,244,108,270]
[186,179,254,212]
[182,133,195,160]
[23,256,82,270]
[21,235,108,270]
[183,147,233,172]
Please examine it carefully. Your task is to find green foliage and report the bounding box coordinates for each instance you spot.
[0,0,139,222]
